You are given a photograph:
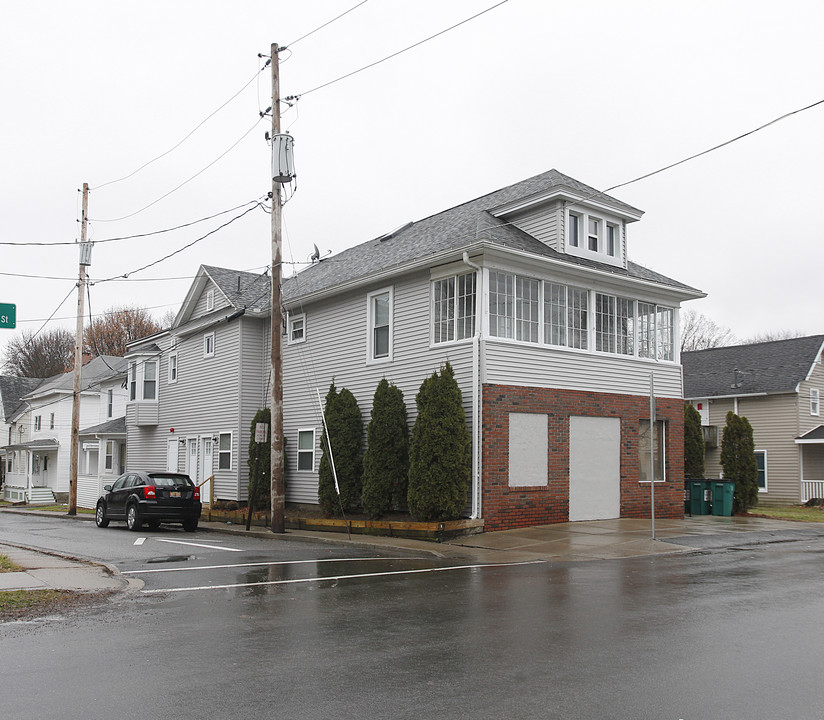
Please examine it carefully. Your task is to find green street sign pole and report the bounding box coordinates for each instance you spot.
[0,303,16,329]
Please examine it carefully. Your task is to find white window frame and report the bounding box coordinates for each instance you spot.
[432,272,477,345]
[639,419,666,483]
[169,351,178,384]
[34,415,41,431]
[129,361,137,401]
[127,357,160,402]
[204,333,215,358]
[218,432,232,471]
[811,388,820,416]
[288,313,306,344]
[566,207,624,267]
[366,287,393,363]
[105,440,114,471]
[755,449,768,492]
[107,389,113,418]
[143,360,157,401]
[297,428,316,471]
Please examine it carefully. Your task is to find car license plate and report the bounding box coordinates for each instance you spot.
[170,491,181,498]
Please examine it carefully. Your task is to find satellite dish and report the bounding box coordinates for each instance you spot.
[310,244,320,263]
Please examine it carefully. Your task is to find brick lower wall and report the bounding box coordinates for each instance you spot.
[481,384,684,531]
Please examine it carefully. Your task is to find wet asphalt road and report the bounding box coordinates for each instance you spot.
[2,513,824,719]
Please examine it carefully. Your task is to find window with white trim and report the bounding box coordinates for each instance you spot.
[34,415,41,431]
[288,314,306,344]
[755,450,767,491]
[105,440,114,471]
[218,432,232,470]
[129,361,137,401]
[206,289,215,311]
[544,282,589,350]
[639,419,666,482]
[367,288,392,362]
[143,360,157,400]
[433,272,476,344]
[107,389,113,418]
[204,333,215,358]
[128,358,159,402]
[50,413,55,429]
[297,429,315,471]
[169,352,178,383]
[595,293,635,356]
[566,208,624,265]
[811,389,820,416]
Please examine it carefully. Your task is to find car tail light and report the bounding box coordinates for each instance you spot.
[144,485,156,499]
[193,486,200,500]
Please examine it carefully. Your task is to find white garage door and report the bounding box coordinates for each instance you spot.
[569,416,621,522]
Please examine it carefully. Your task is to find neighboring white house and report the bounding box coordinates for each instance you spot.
[1,375,42,501]
[1,356,127,505]
[125,169,704,531]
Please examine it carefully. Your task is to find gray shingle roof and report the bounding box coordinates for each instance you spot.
[282,168,700,302]
[80,416,126,436]
[0,376,43,422]
[27,356,127,397]
[682,335,824,398]
[201,265,272,311]
[798,425,824,441]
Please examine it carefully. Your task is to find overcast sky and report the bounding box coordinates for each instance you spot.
[2,0,822,364]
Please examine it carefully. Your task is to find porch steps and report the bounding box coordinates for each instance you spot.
[27,487,56,505]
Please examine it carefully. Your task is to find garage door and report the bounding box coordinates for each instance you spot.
[569,416,620,521]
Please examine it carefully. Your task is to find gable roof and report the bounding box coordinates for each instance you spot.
[0,376,44,422]
[682,335,824,398]
[25,356,128,399]
[174,265,272,328]
[80,416,126,436]
[282,168,702,304]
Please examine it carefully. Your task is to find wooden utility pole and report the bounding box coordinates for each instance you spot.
[68,183,90,516]
[269,43,286,533]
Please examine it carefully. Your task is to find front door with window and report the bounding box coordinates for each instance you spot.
[200,438,213,504]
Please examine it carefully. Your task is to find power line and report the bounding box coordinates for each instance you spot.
[1,200,262,246]
[288,0,509,99]
[92,63,270,191]
[285,0,371,48]
[92,118,265,223]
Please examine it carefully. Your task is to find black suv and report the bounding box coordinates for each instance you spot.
[95,471,201,532]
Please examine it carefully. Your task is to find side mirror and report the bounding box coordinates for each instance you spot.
[104,485,112,492]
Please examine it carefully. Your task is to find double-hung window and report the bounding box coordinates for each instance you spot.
[107,389,113,418]
[34,416,41,431]
[811,389,820,416]
[105,441,114,471]
[755,450,767,490]
[367,288,392,362]
[129,362,137,401]
[218,432,232,470]
[297,429,315,471]
[433,272,476,344]
[128,357,159,401]
[288,314,306,344]
[204,333,215,358]
[169,352,178,383]
[143,360,157,400]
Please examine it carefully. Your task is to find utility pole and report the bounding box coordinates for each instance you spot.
[269,43,285,533]
[68,183,90,516]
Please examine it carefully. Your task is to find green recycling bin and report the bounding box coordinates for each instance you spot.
[711,480,735,517]
[685,480,710,515]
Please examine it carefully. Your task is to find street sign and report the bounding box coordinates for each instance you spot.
[0,303,15,329]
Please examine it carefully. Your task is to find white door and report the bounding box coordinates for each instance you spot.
[569,416,621,522]
[200,438,213,504]
[186,438,199,485]
[167,440,179,472]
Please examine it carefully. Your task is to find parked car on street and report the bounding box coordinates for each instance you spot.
[95,471,201,532]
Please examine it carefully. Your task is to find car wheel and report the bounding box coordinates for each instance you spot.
[95,502,109,528]
[183,519,198,532]
[146,520,161,529]
[126,504,142,531]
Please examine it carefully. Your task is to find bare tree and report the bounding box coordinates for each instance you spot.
[84,305,163,357]
[158,309,177,330]
[2,327,75,378]
[741,329,806,344]
[680,310,735,352]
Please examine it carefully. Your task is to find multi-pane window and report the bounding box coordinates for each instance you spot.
[639,419,666,482]
[297,429,315,471]
[656,307,674,361]
[755,450,767,490]
[811,389,820,416]
[543,283,588,350]
[433,273,476,344]
[218,433,231,470]
[595,293,635,356]
[288,314,306,343]
[568,287,589,350]
[107,389,114,417]
[489,271,515,339]
[587,217,600,252]
[637,303,656,359]
[105,441,114,471]
[516,276,539,343]
[169,353,178,383]
[129,362,137,401]
[369,290,391,360]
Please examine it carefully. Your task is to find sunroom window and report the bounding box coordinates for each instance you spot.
[433,272,476,344]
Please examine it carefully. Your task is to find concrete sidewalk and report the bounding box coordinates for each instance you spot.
[2,511,824,594]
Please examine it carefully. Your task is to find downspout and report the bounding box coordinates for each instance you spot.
[462,252,483,520]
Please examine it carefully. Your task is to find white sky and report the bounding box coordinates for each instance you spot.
[1,0,822,362]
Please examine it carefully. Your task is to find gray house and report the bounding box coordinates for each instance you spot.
[125,169,704,530]
[683,335,824,504]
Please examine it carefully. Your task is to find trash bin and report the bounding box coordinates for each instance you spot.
[711,480,735,517]
[685,479,710,515]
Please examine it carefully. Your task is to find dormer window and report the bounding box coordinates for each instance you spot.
[566,207,624,267]
[568,213,580,247]
[587,217,600,252]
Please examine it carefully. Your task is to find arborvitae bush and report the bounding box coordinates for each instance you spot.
[684,402,705,479]
[362,379,409,519]
[247,407,271,511]
[720,411,759,513]
[318,382,363,516]
[407,363,471,521]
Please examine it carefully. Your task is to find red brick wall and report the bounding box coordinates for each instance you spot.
[481,384,684,531]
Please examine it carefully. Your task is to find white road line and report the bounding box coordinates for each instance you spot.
[141,560,546,593]
[155,538,243,552]
[134,538,146,546]
[123,557,413,575]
